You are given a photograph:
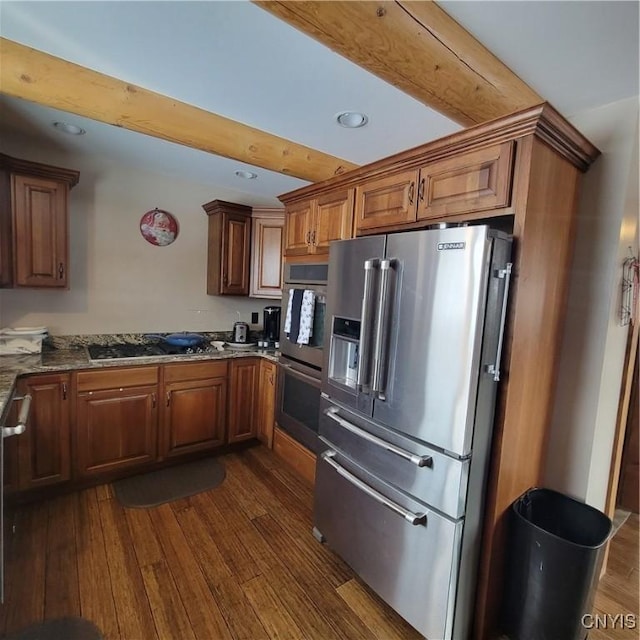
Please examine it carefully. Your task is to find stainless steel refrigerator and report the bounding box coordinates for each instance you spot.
[314,225,512,640]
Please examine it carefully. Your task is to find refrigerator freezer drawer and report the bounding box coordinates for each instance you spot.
[319,397,470,519]
[314,450,462,640]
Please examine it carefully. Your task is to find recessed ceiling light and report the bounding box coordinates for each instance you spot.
[336,111,368,128]
[53,121,86,136]
[235,170,258,180]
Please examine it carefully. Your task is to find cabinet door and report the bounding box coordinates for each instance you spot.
[355,169,419,233]
[250,213,284,298]
[228,359,259,443]
[76,385,158,478]
[11,174,68,287]
[163,377,227,457]
[18,373,71,490]
[257,360,276,448]
[284,200,313,256]
[222,212,251,295]
[312,189,355,255]
[0,168,12,287]
[416,142,514,220]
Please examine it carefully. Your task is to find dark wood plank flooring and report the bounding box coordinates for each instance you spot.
[1,446,637,639]
[0,446,422,640]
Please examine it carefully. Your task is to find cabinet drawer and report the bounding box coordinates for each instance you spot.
[164,360,228,383]
[355,169,419,232]
[418,141,514,220]
[76,366,159,392]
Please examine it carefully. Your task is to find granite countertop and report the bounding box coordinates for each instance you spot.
[0,345,279,425]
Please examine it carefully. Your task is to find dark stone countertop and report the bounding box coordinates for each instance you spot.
[0,346,279,424]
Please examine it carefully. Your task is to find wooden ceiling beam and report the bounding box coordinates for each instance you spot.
[0,37,356,183]
[254,1,543,126]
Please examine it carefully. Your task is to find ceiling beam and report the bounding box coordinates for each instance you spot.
[0,37,357,183]
[254,1,542,126]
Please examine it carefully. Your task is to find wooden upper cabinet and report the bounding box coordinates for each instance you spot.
[284,199,314,256]
[284,189,354,257]
[0,154,79,289]
[354,143,514,233]
[250,208,284,299]
[355,169,420,232]
[228,358,259,443]
[203,199,252,295]
[417,142,514,220]
[18,373,71,490]
[313,189,355,254]
[0,168,12,287]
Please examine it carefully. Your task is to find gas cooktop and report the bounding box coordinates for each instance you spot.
[86,342,218,361]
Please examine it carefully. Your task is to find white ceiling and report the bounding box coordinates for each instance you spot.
[0,1,638,207]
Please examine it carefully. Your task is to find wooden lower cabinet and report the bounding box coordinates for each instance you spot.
[228,358,260,443]
[257,360,276,448]
[75,381,159,479]
[74,366,160,479]
[162,361,228,457]
[18,373,70,490]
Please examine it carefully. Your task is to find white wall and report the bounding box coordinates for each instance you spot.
[544,96,639,510]
[0,134,269,335]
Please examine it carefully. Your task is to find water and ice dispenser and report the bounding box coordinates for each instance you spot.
[328,317,361,389]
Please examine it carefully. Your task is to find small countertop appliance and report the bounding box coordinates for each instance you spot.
[262,305,281,348]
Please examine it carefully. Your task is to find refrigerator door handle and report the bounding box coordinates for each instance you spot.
[356,258,379,393]
[486,262,513,382]
[321,451,427,526]
[371,258,394,400]
[324,407,432,468]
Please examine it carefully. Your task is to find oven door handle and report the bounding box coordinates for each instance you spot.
[321,451,427,526]
[324,407,432,468]
[279,362,321,387]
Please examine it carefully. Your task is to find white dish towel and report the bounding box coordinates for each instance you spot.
[284,289,294,334]
[297,290,316,344]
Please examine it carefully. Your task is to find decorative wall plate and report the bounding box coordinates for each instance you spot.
[140,208,179,246]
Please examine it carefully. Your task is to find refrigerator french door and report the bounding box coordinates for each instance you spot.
[315,225,512,640]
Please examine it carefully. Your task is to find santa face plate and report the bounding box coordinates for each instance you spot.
[140,209,179,246]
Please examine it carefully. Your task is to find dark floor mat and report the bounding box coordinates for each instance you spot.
[113,456,226,508]
[4,617,103,640]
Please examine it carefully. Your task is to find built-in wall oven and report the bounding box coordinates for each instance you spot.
[279,262,327,369]
[276,262,328,453]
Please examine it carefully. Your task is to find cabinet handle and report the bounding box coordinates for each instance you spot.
[418,177,425,202]
[62,383,67,400]
[408,181,415,204]
[58,263,65,279]
[306,230,311,245]
[166,391,171,407]
[152,393,156,408]
[311,230,317,245]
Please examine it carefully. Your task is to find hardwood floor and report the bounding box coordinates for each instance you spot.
[591,513,640,640]
[2,446,637,640]
[0,446,422,640]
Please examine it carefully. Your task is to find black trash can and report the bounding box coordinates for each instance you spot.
[502,487,613,640]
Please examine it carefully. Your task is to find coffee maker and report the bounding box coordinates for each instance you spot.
[262,305,281,347]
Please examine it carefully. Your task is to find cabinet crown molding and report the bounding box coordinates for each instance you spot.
[0,152,80,188]
[278,102,600,205]
[202,199,252,217]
